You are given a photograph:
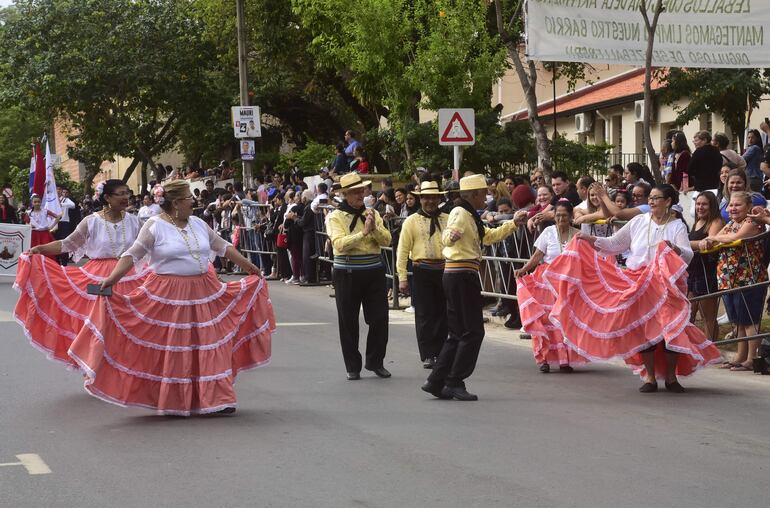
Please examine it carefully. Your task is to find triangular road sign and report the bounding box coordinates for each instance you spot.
[440,112,474,143]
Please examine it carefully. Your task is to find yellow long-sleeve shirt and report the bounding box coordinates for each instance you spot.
[326,207,392,256]
[396,212,448,280]
[442,206,517,261]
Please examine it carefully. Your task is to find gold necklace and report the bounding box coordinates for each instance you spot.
[101,210,126,258]
[164,213,205,274]
[646,211,673,250]
[556,226,575,253]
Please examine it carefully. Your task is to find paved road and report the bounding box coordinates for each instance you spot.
[1,279,769,508]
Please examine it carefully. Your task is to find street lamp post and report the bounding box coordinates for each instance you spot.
[235,0,253,187]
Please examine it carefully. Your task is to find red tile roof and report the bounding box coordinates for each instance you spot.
[509,68,665,121]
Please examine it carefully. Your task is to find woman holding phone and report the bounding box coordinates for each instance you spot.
[15,180,148,370]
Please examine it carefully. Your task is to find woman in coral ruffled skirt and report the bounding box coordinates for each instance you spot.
[515,200,588,373]
[68,180,274,415]
[544,185,721,393]
[15,180,148,369]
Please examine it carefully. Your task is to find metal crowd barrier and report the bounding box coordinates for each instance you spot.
[685,228,770,347]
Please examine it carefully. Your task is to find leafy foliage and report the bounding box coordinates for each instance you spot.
[656,68,770,150]
[0,0,221,191]
[551,135,612,181]
[276,142,336,176]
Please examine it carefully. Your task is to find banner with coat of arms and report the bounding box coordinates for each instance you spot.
[0,224,31,279]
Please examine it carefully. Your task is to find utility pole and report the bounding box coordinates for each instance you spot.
[235,0,253,187]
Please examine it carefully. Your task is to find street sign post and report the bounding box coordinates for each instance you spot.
[438,108,475,178]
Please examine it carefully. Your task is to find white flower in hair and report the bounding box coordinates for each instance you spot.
[93,181,106,201]
[153,185,165,205]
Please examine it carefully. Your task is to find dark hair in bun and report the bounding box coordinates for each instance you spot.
[554,198,573,216]
[99,179,128,205]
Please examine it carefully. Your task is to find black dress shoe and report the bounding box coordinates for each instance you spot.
[421,381,451,399]
[559,365,574,373]
[539,363,550,373]
[346,372,360,381]
[441,386,478,401]
[639,382,658,393]
[665,380,686,393]
[504,317,522,329]
[213,407,236,415]
[368,367,391,378]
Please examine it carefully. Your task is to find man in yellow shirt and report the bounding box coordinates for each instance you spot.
[397,181,449,369]
[326,173,393,380]
[422,173,527,401]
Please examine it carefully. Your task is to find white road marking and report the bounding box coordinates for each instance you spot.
[0,454,51,475]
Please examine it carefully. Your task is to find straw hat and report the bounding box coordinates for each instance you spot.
[339,172,371,191]
[414,181,446,196]
[459,173,488,191]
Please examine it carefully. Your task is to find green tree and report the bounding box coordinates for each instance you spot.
[0,0,221,192]
[656,68,770,151]
[293,0,507,170]
[492,0,588,179]
[0,105,47,185]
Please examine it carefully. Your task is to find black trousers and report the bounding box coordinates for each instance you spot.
[428,271,484,388]
[55,222,73,266]
[302,232,316,283]
[412,266,448,361]
[333,266,388,373]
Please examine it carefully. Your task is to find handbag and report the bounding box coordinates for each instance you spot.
[276,232,288,248]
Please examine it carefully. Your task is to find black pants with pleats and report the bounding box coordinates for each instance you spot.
[428,271,484,388]
[333,266,388,373]
[412,265,448,361]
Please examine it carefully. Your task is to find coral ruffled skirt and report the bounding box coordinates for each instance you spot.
[14,254,150,369]
[543,240,721,379]
[517,263,588,367]
[68,268,275,415]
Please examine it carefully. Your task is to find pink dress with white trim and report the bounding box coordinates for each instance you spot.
[517,225,588,367]
[14,212,148,369]
[543,214,722,380]
[68,215,275,415]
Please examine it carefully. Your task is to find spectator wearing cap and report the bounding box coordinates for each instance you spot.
[422,174,526,401]
[326,173,392,380]
[396,181,449,369]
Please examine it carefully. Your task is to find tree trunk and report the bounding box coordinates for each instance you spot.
[640,1,664,183]
[493,0,553,179]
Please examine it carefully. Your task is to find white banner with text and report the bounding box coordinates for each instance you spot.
[526,0,770,68]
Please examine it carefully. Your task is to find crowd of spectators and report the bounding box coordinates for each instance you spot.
[5,124,770,369]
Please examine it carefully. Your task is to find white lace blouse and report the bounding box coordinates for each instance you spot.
[594,213,693,270]
[60,212,141,261]
[122,215,230,276]
[534,225,579,264]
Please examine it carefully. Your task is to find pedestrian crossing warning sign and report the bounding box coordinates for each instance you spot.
[438,109,475,146]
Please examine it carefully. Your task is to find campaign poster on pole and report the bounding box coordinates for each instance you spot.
[231,106,262,138]
[0,224,31,280]
[240,139,256,161]
[438,109,475,146]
